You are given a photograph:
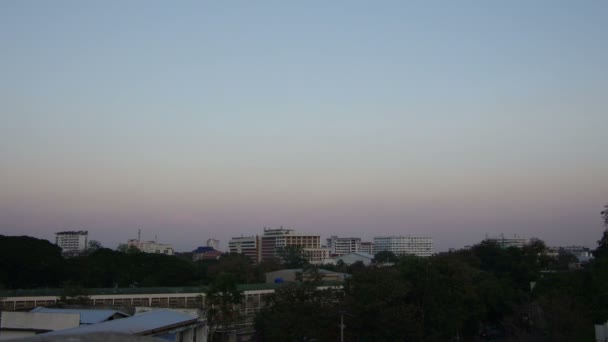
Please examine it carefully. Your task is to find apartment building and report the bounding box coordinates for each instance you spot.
[259,227,320,262]
[55,231,88,255]
[373,236,433,257]
[360,242,374,255]
[326,236,361,256]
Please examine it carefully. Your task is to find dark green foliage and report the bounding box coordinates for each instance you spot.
[594,204,608,259]
[207,253,258,284]
[255,282,343,341]
[276,245,308,269]
[206,272,243,340]
[373,250,398,263]
[0,235,65,289]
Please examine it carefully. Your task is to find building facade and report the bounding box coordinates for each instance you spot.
[228,236,259,263]
[373,236,433,257]
[55,231,88,255]
[326,236,361,256]
[360,242,374,255]
[485,235,529,249]
[303,248,332,264]
[259,227,320,262]
[127,239,174,255]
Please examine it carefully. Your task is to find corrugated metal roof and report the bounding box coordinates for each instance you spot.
[31,307,129,324]
[42,310,198,336]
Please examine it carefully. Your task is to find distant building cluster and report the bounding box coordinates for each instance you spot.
[227,227,435,264]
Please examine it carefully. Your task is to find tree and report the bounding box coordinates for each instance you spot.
[594,203,608,259]
[0,235,65,289]
[255,281,343,341]
[57,281,91,305]
[206,272,243,341]
[207,253,257,284]
[88,240,102,250]
[374,250,398,264]
[277,245,308,268]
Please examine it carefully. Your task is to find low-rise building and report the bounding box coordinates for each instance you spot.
[0,311,80,340]
[41,309,207,342]
[0,308,130,340]
[336,252,374,266]
[127,239,174,255]
[192,246,224,261]
[30,308,129,325]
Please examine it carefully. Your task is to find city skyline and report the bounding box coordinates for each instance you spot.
[1,1,607,252]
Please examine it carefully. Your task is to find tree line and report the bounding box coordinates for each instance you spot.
[2,204,608,341]
[0,237,281,289]
[254,204,608,341]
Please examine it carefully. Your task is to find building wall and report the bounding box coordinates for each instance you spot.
[337,253,374,266]
[228,236,259,263]
[485,236,529,248]
[303,248,331,264]
[326,236,361,256]
[55,231,88,253]
[0,289,279,332]
[360,242,374,255]
[0,311,80,339]
[259,228,321,262]
[128,240,174,255]
[373,236,433,257]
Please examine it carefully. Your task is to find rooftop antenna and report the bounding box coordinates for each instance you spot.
[155,235,158,243]
[138,229,141,242]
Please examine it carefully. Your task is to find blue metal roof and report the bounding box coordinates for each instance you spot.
[31,307,130,324]
[42,310,198,336]
[192,246,215,253]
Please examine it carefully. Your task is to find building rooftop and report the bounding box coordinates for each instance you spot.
[41,310,197,336]
[31,307,130,325]
[192,246,215,254]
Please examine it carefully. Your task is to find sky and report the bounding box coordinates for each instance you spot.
[1,1,607,252]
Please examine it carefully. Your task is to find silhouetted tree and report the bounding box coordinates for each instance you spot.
[374,250,398,263]
[277,245,308,268]
[595,204,608,259]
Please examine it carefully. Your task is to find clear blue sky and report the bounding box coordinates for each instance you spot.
[1,1,607,251]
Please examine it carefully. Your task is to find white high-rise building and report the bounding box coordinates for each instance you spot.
[55,231,88,254]
[373,236,433,257]
[326,236,361,256]
[206,239,220,250]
